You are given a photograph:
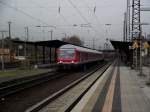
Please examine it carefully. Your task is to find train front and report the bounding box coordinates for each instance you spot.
[57,47,78,65]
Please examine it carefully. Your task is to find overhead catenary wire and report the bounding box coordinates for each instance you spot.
[0,0,68,37]
[30,0,71,35]
[67,0,89,23]
[0,1,50,26]
[57,0,73,30]
[67,0,102,37]
[30,0,70,25]
[30,0,95,38]
[0,0,106,40]
[82,0,106,38]
[0,0,69,41]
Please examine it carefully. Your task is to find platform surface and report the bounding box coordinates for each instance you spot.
[71,62,150,112]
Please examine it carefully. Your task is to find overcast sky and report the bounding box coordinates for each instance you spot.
[0,0,150,49]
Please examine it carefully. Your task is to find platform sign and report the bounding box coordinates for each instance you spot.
[132,40,139,49]
[144,41,150,49]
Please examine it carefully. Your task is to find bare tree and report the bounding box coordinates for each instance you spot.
[62,35,83,46]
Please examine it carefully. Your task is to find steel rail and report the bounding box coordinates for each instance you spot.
[26,62,111,112]
[0,71,68,98]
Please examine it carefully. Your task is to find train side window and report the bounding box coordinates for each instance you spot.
[78,53,80,59]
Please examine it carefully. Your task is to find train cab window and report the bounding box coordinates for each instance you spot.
[58,49,75,58]
[78,52,80,61]
[67,50,74,58]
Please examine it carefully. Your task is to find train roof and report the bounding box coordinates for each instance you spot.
[59,44,102,54]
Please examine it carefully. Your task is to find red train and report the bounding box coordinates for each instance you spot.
[57,44,104,66]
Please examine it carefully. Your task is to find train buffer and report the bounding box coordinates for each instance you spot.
[71,61,150,112]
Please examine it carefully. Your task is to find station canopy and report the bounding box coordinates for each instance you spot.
[12,40,70,48]
[110,40,132,50]
[111,40,150,50]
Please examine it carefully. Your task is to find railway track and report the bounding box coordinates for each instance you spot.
[26,62,111,112]
[0,62,110,112]
[0,70,66,98]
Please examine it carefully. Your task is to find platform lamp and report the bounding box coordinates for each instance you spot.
[105,24,111,49]
[80,23,92,48]
[62,33,67,39]
[36,25,56,40]
[36,25,56,63]
[0,30,8,71]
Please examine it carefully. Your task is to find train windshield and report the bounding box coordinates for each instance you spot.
[58,49,75,59]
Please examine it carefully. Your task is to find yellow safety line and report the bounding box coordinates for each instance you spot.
[101,66,117,112]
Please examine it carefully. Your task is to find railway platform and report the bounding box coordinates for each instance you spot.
[71,62,150,112]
